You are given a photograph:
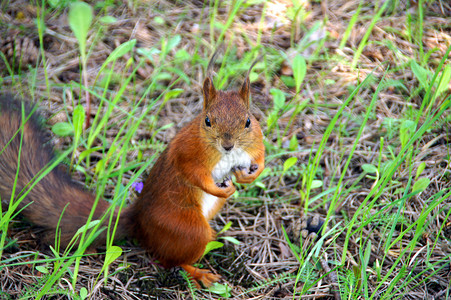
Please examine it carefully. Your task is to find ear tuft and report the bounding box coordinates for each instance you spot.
[240,57,260,108]
[203,77,216,110]
[239,77,250,108]
[206,50,221,79]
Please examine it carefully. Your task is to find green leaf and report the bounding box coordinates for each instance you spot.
[292,54,306,94]
[280,75,295,87]
[79,287,88,300]
[381,79,408,92]
[175,49,190,61]
[309,180,323,189]
[416,162,426,180]
[270,88,286,112]
[166,66,191,84]
[103,246,123,270]
[164,88,184,102]
[99,71,121,88]
[167,35,181,51]
[95,159,104,175]
[436,65,451,97]
[36,265,49,274]
[283,157,298,172]
[363,240,371,267]
[99,16,117,24]
[208,283,232,297]
[153,16,165,25]
[412,177,430,193]
[266,111,278,130]
[217,221,232,235]
[361,240,371,294]
[155,72,172,81]
[203,241,223,256]
[137,47,161,63]
[74,220,100,236]
[69,1,93,58]
[255,181,266,189]
[249,71,258,82]
[157,123,174,132]
[289,134,298,151]
[399,119,416,148]
[219,236,241,245]
[52,122,74,137]
[362,164,378,174]
[47,0,60,8]
[103,39,136,67]
[410,60,429,90]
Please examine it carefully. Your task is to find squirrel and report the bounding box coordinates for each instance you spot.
[0,58,265,288]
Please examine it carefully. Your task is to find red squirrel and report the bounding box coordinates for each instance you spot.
[0,58,265,287]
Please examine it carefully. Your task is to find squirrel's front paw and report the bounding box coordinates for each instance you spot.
[233,164,259,184]
[216,176,231,188]
[215,177,236,198]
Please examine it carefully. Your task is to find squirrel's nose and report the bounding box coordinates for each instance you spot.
[222,144,234,152]
[222,133,234,152]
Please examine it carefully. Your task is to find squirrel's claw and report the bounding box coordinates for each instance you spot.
[216,176,231,188]
[233,164,259,184]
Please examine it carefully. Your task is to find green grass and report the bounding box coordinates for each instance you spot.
[0,0,450,298]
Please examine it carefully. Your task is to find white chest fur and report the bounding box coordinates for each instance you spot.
[201,148,252,218]
[211,147,252,181]
[201,193,219,219]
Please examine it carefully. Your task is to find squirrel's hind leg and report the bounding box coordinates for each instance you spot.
[181,264,221,288]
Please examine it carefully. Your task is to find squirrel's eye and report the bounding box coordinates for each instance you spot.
[205,116,211,127]
[245,117,251,128]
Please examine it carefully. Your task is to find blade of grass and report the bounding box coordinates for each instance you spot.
[351,0,389,68]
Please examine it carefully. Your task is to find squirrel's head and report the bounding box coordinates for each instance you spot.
[201,68,256,154]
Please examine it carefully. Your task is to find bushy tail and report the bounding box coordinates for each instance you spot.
[0,95,130,248]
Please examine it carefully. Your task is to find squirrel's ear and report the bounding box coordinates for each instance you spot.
[239,76,250,108]
[203,77,217,110]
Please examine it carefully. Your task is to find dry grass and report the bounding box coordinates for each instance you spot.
[1,0,451,299]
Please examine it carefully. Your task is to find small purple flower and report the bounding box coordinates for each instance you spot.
[131,181,144,194]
